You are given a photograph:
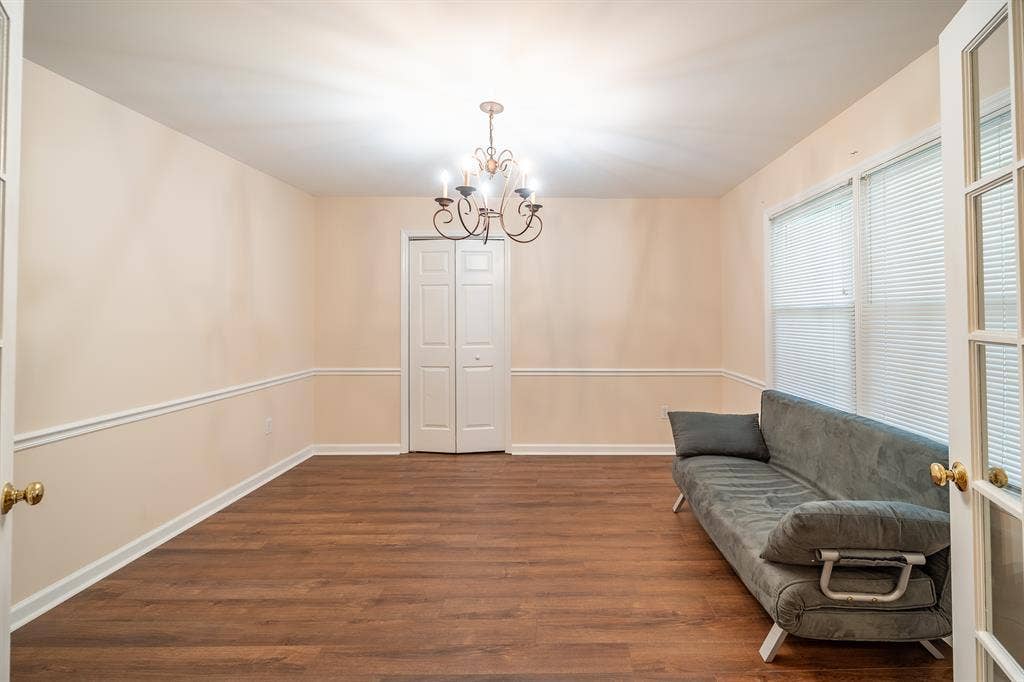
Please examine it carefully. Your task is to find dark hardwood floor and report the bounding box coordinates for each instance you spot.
[12,454,952,680]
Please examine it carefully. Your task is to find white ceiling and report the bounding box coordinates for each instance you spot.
[25,0,961,198]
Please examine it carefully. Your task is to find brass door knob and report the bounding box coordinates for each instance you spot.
[988,467,1009,488]
[930,461,969,491]
[1,482,44,515]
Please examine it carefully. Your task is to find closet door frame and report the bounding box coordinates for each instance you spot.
[400,230,512,454]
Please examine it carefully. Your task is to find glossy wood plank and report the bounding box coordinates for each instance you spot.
[11,454,952,680]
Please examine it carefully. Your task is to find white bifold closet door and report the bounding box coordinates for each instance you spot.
[409,239,506,453]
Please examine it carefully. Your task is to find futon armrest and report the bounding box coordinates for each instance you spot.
[760,500,950,566]
[815,549,926,603]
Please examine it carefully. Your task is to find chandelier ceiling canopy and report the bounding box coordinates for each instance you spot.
[432,102,543,244]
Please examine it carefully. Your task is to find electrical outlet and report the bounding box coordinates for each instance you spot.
[659,405,670,420]
[264,417,273,435]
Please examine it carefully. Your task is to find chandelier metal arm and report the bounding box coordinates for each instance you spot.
[459,197,486,237]
[502,200,536,237]
[501,210,543,244]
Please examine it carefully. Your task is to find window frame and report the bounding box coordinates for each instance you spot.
[763,125,942,427]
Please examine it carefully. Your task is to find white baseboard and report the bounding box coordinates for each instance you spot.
[10,444,315,631]
[312,443,403,455]
[508,443,674,456]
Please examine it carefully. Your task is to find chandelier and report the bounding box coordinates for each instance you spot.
[432,101,543,243]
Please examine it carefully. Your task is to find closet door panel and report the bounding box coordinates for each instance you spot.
[455,240,506,452]
[409,241,456,452]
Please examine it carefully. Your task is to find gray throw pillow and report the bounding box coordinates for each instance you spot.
[760,500,951,566]
[668,411,769,461]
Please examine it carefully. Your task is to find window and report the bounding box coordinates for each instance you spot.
[860,142,947,441]
[769,184,855,411]
[768,139,947,442]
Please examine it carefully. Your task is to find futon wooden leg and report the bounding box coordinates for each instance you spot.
[759,623,788,662]
[919,639,944,659]
[672,492,685,513]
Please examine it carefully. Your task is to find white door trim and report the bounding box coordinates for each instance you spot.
[399,229,512,454]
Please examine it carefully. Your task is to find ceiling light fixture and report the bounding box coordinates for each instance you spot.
[433,101,543,243]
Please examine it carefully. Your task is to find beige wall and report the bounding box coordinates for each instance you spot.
[314,375,400,445]
[315,196,724,446]
[718,48,942,412]
[15,63,317,602]
[513,375,721,444]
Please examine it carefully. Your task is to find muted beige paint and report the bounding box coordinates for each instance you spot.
[316,197,720,369]
[18,62,315,433]
[314,375,400,445]
[315,196,723,445]
[15,63,316,603]
[718,48,943,412]
[512,376,721,444]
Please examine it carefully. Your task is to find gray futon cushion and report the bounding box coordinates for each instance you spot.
[673,456,951,639]
[760,500,951,566]
[668,411,769,461]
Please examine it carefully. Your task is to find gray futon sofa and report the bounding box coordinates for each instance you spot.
[670,390,951,662]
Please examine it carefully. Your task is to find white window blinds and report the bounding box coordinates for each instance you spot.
[860,142,947,441]
[980,91,1013,177]
[982,344,1022,491]
[979,181,1018,331]
[976,86,1020,487]
[769,184,855,411]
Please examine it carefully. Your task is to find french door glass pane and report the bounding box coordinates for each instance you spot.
[977,181,1018,331]
[986,650,1014,682]
[979,343,1022,491]
[973,17,1012,179]
[1019,0,1024,163]
[981,102,1013,178]
[988,501,1024,669]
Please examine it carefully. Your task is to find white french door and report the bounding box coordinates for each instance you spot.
[408,238,506,453]
[0,0,23,676]
[942,1,1024,679]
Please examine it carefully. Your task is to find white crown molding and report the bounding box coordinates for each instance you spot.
[313,443,403,455]
[14,369,316,452]
[509,443,674,456]
[11,444,315,631]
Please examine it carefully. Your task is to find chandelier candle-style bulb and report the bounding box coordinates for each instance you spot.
[430,101,545,244]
